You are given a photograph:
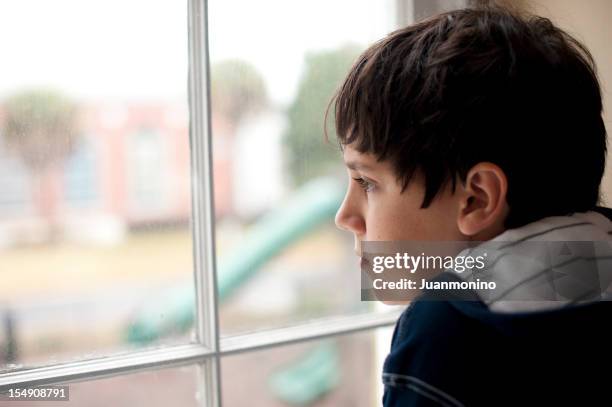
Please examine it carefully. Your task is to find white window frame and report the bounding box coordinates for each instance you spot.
[0,0,468,405]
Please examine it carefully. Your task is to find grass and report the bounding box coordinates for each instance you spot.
[0,229,194,302]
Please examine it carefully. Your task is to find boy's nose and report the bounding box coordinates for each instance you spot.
[335,195,366,236]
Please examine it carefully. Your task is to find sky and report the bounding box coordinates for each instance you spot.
[0,0,397,106]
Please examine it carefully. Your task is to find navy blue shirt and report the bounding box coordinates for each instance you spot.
[382,273,612,406]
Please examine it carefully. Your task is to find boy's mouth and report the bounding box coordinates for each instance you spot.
[360,256,370,268]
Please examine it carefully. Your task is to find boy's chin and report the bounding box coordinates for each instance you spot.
[379,299,411,306]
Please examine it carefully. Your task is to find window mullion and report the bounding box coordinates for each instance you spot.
[220,310,402,356]
[0,344,213,390]
[187,0,221,405]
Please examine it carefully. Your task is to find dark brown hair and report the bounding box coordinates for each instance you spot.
[331,6,607,229]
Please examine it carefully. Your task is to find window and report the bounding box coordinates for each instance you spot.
[127,129,167,214]
[64,136,98,207]
[0,1,465,405]
[0,144,32,216]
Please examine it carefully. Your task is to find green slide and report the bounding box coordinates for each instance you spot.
[268,340,341,406]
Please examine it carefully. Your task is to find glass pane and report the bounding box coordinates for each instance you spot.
[0,0,194,369]
[207,0,400,336]
[0,364,204,407]
[222,328,392,406]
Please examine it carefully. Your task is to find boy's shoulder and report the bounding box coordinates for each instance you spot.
[383,272,612,406]
[382,277,496,406]
[592,205,612,220]
[387,273,485,350]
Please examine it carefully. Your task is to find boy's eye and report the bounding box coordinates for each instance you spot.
[352,177,374,192]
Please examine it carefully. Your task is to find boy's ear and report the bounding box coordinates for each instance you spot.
[457,162,509,238]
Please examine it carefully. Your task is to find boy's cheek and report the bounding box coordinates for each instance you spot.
[366,216,407,241]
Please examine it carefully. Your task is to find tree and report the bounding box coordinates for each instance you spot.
[2,89,79,172]
[1,89,80,241]
[283,45,362,186]
[211,59,268,126]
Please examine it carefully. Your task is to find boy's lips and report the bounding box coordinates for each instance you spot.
[360,256,370,268]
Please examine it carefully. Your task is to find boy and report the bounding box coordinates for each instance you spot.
[332,5,612,406]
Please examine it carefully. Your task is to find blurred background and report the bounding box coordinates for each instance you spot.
[0,0,610,406]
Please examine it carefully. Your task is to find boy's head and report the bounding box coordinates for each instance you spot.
[333,6,607,250]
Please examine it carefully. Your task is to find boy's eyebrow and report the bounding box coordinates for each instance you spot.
[344,160,373,171]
